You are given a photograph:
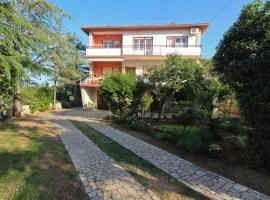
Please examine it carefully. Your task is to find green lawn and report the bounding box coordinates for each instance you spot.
[0,118,87,200]
[72,120,208,200]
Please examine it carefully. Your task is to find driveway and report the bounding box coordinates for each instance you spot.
[38,108,270,200]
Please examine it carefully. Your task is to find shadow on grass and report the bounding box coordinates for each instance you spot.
[0,121,19,133]
[0,119,88,200]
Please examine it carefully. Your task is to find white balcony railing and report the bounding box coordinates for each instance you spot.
[80,76,104,87]
[86,45,201,57]
[122,45,201,56]
[86,47,121,56]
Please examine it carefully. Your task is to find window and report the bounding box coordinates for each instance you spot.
[134,38,145,50]
[133,37,153,50]
[114,41,120,48]
[102,40,121,48]
[167,36,188,48]
[125,67,136,75]
[103,40,114,48]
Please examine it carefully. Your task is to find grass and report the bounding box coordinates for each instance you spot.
[72,120,208,200]
[0,118,88,200]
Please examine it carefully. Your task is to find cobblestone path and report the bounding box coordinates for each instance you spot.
[87,121,270,200]
[54,120,160,200]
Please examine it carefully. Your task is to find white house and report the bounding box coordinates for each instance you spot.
[80,23,209,109]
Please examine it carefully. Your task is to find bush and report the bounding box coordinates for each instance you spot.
[176,108,211,125]
[21,86,52,112]
[177,128,205,152]
[113,115,153,133]
[158,124,206,152]
[210,117,248,135]
[100,74,145,116]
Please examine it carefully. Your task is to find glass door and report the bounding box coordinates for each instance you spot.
[145,38,153,55]
[133,37,153,55]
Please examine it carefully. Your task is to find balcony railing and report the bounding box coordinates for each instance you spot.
[86,47,121,56]
[86,45,201,57]
[80,76,103,87]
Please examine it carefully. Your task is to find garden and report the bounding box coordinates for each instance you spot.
[100,53,270,195]
[1,0,270,198]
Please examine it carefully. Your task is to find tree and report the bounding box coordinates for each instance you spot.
[213,0,270,169]
[146,66,173,118]
[146,55,231,118]
[0,0,66,116]
[0,0,84,114]
[47,33,84,108]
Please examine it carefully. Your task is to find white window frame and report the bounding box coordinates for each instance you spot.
[103,40,114,48]
[133,38,145,50]
[167,36,188,48]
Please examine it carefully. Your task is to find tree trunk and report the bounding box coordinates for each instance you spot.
[74,83,78,103]
[158,99,166,119]
[191,95,200,113]
[211,96,218,118]
[12,93,21,117]
[52,78,57,109]
[53,87,57,109]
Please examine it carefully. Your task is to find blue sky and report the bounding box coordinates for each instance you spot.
[51,0,251,59]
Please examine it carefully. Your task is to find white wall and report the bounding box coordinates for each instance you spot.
[86,48,121,56]
[88,31,92,46]
[123,60,165,75]
[81,87,98,109]
[122,29,201,56]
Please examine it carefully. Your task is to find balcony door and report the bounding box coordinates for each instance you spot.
[145,38,153,55]
[133,37,153,55]
[103,40,114,48]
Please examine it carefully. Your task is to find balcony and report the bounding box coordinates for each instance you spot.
[86,45,201,58]
[80,76,103,87]
[86,47,121,57]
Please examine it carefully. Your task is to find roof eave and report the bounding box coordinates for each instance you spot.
[81,23,209,35]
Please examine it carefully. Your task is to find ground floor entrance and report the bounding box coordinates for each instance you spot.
[80,86,108,110]
[97,92,108,110]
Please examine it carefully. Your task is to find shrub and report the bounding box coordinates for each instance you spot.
[159,124,206,152]
[21,86,52,112]
[176,108,211,125]
[176,126,205,152]
[113,115,153,134]
[210,117,248,135]
[100,74,145,116]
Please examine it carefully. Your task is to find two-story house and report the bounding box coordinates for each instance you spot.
[80,23,209,109]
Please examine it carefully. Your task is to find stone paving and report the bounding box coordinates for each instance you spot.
[87,121,270,200]
[53,119,160,200]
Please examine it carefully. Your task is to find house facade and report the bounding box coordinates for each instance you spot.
[80,23,209,109]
